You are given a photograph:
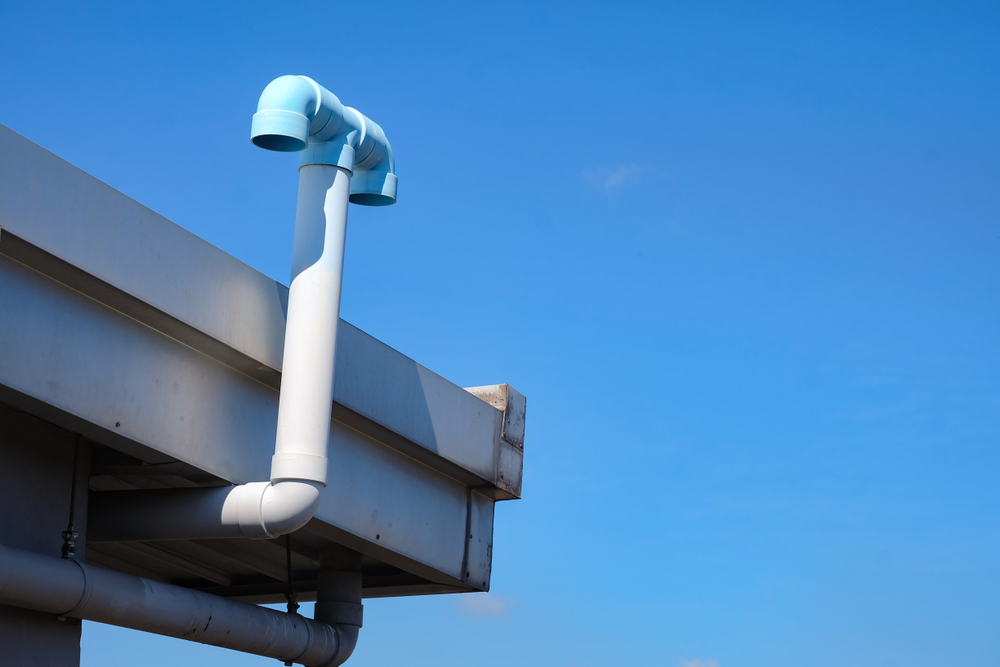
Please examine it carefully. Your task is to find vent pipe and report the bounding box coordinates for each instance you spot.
[252,75,396,206]
[89,75,396,542]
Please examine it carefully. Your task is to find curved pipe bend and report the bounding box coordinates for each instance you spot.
[230,480,322,539]
[322,626,359,667]
[347,112,396,207]
[250,75,352,152]
[251,75,397,206]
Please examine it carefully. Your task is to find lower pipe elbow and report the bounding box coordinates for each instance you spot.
[325,625,359,667]
[314,566,363,667]
[233,480,322,539]
[261,479,322,536]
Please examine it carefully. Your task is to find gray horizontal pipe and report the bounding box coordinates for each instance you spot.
[88,486,244,541]
[0,543,349,666]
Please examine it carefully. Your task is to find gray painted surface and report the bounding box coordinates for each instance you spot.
[0,403,83,666]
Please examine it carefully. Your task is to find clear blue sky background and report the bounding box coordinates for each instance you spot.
[1,2,998,666]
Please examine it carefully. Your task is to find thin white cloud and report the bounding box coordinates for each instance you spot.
[457,593,508,618]
[581,163,650,194]
[679,660,719,667]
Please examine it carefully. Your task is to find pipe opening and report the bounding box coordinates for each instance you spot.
[253,134,308,152]
[348,193,393,206]
[251,107,312,152]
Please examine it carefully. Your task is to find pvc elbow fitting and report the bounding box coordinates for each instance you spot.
[251,75,348,152]
[251,75,397,206]
[348,114,396,207]
[259,480,322,536]
[326,626,359,667]
[226,481,322,539]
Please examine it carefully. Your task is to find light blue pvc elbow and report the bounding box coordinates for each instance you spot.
[251,75,397,206]
[347,111,397,207]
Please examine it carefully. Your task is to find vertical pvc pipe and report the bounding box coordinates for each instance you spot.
[271,165,352,486]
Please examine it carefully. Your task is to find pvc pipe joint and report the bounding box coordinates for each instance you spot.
[228,481,322,539]
[251,75,397,206]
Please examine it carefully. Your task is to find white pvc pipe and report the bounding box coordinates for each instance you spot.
[0,543,355,666]
[89,165,352,542]
[272,164,351,486]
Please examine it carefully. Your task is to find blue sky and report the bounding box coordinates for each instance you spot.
[2,1,999,665]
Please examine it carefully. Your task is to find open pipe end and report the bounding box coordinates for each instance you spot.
[349,172,397,206]
[251,109,310,152]
[348,193,393,206]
